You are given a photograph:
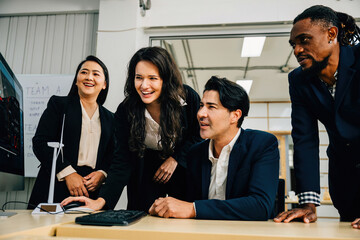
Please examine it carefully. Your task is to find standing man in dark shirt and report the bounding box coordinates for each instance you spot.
[274,5,360,228]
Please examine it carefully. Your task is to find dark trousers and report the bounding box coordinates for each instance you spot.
[127,149,186,212]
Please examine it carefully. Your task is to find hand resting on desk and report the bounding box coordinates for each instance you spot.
[273,203,317,223]
[61,196,106,211]
[351,218,360,229]
[149,197,195,218]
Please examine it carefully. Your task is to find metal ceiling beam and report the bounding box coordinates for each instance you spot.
[162,40,187,84]
[280,49,294,73]
[243,57,250,79]
[179,65,295,71]
[181,39,199,92]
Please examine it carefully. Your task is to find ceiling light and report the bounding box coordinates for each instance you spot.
[236,80,253,94]
[241,37,266,57]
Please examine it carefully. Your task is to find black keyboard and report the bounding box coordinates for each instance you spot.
[75,210,147,226]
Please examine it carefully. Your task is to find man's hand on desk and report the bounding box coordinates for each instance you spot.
[61,196,106,211]
[351,218,360,229]
[273,203,317,223]
[149,197,196,219]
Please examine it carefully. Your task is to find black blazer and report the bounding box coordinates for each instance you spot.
[187,129,279,220]
[99,85,201,209]
[28,95,114,207]
[289,44,360,218]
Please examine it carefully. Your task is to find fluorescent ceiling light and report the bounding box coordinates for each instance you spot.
[241,37,266,57]
[236,80,253,94]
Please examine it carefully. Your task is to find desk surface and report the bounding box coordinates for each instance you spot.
[0,210,79,239]
[58,215,359,240]
[1,211,359,240]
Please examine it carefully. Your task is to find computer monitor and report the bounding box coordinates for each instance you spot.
[0,53,24,192]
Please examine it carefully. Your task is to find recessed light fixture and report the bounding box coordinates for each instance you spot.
[241,37,266,57]
[236,80,253,94]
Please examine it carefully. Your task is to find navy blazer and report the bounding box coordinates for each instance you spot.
[28,95,115,207]
[289,44,360,218]
[187,129,279,220]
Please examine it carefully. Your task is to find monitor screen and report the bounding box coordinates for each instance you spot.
[0,53,24,191]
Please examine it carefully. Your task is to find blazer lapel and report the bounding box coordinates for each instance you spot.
[335,46,356,111]
[64,96,82,163]
[201,141,211,199]
[226,130,246,199]
[96,106,107,168]
[308,73,334,112]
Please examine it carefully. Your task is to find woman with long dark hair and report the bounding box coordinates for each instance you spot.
[28,55,114,208]
[62,47,201,211]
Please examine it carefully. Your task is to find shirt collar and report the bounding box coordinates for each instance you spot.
[208,128,241,162]
[80,100,99,120]
[180,97,187,106]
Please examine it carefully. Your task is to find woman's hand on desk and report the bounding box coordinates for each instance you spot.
[61,196,106,211]
[65,172,89,197]
[153,157,178,184]
[84,171,105,192]
[273,203,317,223]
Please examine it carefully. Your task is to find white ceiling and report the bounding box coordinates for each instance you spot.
[162,35,299,101]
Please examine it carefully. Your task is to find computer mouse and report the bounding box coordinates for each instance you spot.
[62,201,85,211]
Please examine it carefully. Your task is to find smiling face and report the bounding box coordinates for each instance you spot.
[76,61,106,100]
[289,18,336,74]
[197,90,240,142]
[134,60,163,107]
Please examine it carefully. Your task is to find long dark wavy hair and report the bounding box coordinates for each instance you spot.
[123,47,185,159]
[68,55,109,105]
[294,5,360,46]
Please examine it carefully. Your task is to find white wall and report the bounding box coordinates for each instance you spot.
[138,0,360,27]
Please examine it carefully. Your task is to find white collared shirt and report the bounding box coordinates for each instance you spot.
[144,108,162,150]
[143,98,187,150]
[208,128,241,200]
[77,101,101,169]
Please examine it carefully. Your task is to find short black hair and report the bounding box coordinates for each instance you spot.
[294,5,360,46]
[68,55,109,105]
[204,76,249,127]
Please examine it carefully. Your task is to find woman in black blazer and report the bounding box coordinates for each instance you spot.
[62,47,201,211]
[28,56,114,208]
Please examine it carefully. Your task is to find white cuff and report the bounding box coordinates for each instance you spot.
[56,165,76,181]
[97,170,107,178]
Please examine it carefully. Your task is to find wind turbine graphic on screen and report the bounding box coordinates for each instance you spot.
[32,115,65,214]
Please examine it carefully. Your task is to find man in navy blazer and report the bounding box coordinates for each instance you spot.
[149,76,279,220]
[274,5,360,227]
